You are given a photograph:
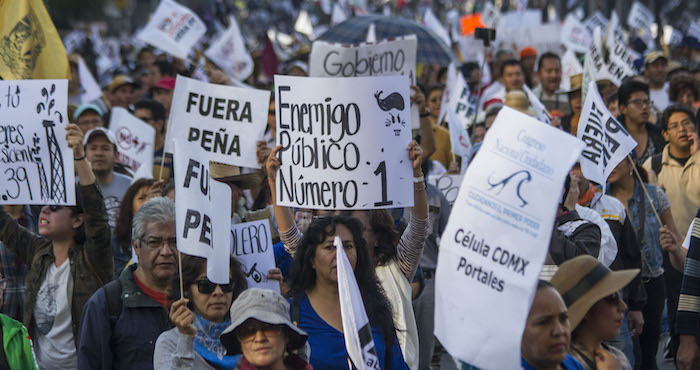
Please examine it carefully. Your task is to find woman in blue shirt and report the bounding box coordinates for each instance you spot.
[287,215,408,370]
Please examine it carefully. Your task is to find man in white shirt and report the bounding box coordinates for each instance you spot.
[644,51,670,115]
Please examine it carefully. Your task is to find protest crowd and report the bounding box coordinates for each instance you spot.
[2,0,700,369]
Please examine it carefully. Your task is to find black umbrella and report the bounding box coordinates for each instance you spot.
[317,15,455,66]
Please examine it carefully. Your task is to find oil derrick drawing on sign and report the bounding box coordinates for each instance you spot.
[36,83,67,203]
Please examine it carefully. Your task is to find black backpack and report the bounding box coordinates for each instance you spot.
[103,280,123,330]
[650,153,663,176]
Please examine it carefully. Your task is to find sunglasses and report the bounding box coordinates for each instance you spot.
[194,279,235,294]
[604,291,622,303]
[236,321,284,342]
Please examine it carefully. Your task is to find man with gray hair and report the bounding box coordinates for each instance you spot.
[77,197,177,369]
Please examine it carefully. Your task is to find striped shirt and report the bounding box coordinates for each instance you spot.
[676,208,700,336]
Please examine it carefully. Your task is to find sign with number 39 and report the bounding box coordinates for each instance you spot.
[274,75,414,210]
[0,79,76,205]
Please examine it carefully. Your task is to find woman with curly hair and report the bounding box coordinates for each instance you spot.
[286,215,407,369]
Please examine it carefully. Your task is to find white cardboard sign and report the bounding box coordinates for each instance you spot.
[231,219,280,292]
[561,14,592,54]
[435,107,584,370]
[577,81,638,186]
[0,80,75,205]
[428,174,464,205]
[627,2,655,31]
[583,11,609,35]
[165,75,270,169]
[137,0,206,59]
[109,107,156,178]
[274,75,413,210]
[173,141,232,284]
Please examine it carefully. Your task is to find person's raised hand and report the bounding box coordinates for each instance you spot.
[169,298,196,337]
[410,85,427,115]
[563,172,580,210]
[689,131,699,156]
[266,145,283,183]
[146,179,166,200]
[659,225,679,254]
[65,123,86,159]
[407,140,423,174]
[266,268,283,282]
[257,141,272,166]
[627,310,644,337]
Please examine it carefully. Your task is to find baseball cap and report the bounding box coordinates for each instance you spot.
[520,46,537,59]
[152,76,176,91]
[644,51,668,65]
[108,75,139,94]
[73,104,104,121]
[82,127,117,148]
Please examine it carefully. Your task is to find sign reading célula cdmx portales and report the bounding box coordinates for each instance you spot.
[274,75,413,210]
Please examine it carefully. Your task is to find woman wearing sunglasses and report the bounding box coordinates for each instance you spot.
[219,288,310,370]
[153,255,247,370]
[550,255,639,370]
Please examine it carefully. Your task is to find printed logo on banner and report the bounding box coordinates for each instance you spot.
[109,107,155,177]
[434,107,584,370]
[230,219,279,292]
[429,174,464,205]
[0,80,75,205]
[274,75,413,210]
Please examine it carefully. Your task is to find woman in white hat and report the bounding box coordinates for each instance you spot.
[219,288,310,370]
[551,255,640,370]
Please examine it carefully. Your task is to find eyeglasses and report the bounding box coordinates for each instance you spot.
[603,291,622,303]
[667,120,695,131]
[138,237,177,250]
[236,322,284,342]
[627,99,651,108]
[194,279,234,294]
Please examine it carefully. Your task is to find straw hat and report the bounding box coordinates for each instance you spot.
[504,90,536,116]
[220,288,308,355]
[550,255,639,330]
[209,162,261,190]
[564,73,583,93]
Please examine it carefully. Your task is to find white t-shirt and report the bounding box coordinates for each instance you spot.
[34,259,77,369]
[649,82,670,113]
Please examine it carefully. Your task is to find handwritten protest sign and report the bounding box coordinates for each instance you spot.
[561,14,592,54]
[627,2,654,31]
[274,75,413,210]
[434,107,584,370]
[137,0,206,59]
[0,80,75,205]
[109,107,155,179]
[309,36,420,129]
[231,219,279,292]
[429,174,463,205]
[577,81,638,186]
[204,16,253,82]
[173,141,232,284]
[165,75,270,169]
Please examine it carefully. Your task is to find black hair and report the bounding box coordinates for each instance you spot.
[660,104,697,131]
[605,92,618,105]
[153,60,175,77]
[499,59,524,78]
[425,83,444,98]
[168,254,248,310]
[162,178,176,197]
[339,210,400,266]
[460,62,480,81]
[617,80,650,106]
[537,52,561,72]
[669,75,699,102]
[137,47,154,59]
[287,215,397,354]
[114,178,155,254]
[134,99,167,121]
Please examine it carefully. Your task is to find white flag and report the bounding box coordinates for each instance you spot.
[336,236,380,370]
[560,49,583,92]
[627,2,654,31]
[294,10,315,40]
[366,23,377,43]
[77,56,103,104]
[332,4,348,26]
[523,85,551,125]
[424,8,451,47]
[440,64,475,157]
[204,16,254,82]
[137,0,206,59]
[577,81,638,186]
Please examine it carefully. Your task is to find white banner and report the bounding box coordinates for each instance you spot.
[561,49,583,92]
[424,8,451,47]
[577,81,638,186]
[137,0,206,59]
[583,11,609,35]
[204,16,253,82]
[173,141,232,284]
[231,219,280,292]
[429,174,464,205]
[0,80,75,205]
[165,75,270,168]
[627,2,655,31]
[77,56,103,104]
[440,64,475,157]
[274,75,413,210]
[331,3,347,25]
[435,107,584,369]
[109,107,156,178]
[523,85,552,125]
[561,14,592,54]
[337,236,380,370]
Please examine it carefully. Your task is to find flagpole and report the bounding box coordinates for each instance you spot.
[627,155,662,225]
[470,56,489,128]
[178,251,184,299]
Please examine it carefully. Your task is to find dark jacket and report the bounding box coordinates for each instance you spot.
[548,210,602,265]
[617,115,665,163]
[608,218,647,311]
[77,264,171,370]
[0,184,112,343]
